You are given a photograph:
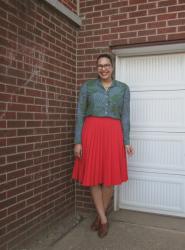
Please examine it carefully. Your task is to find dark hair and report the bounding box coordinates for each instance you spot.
[96,54,113,65]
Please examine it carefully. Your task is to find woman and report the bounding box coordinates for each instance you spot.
[72,54,134,238]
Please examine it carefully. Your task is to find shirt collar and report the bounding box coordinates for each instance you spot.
[96,78,117,88]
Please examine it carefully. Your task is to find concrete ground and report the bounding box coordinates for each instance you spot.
[47,209,185,250]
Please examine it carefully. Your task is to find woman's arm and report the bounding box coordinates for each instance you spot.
[74,83,87,157]
[121,85,130,146]
[121,85,134,156]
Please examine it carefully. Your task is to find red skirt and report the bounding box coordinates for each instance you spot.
[72,116,128,186]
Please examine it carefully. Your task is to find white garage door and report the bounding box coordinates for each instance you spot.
[115,50,185,217]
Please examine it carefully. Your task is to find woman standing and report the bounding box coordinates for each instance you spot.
[72,54,134,238]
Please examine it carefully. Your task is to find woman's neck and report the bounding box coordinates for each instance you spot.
[101,79,112,85]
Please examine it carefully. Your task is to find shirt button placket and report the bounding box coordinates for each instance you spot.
[105,89,109,115]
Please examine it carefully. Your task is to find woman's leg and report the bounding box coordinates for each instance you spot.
[102,185,113,212]
[90,185,107,224]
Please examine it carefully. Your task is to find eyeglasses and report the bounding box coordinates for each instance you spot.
[97,64,112,69]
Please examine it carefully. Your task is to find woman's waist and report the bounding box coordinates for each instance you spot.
[85,112,121,120]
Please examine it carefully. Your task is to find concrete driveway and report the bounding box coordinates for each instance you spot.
[48,210,185,250]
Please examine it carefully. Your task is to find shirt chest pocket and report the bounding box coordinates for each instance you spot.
[110,92,124,106]
[87,91,106,108]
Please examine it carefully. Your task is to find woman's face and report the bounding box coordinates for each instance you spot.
[97,57,113,82]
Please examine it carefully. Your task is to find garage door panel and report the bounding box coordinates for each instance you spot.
[131,91,185,132]
[117,54,185,91]
[116,52,185,217]
[129,132,185,174]
[119,172,185,216]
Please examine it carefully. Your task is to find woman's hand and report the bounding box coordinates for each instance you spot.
[74,144,82,159]
[125,145,134,157]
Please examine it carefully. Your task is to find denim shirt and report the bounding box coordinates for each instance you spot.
[74,78,130,145]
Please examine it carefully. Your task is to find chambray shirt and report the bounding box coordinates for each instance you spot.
[74,78,130,145]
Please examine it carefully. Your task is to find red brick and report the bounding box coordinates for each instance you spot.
[93,16,109,23]
[120,31,137,38]
[0,138,6,147]
[8,201,25,215]
[138,15,156,23]
[0,209,7,220]
[138,2,156,9]
[94,28,109,35]
[157,13,177,21]
[111,13,127,21]
[7,217,25,231]
[0,92,12,102]
[129,23,146,31]
[120,5,137,12]
[178,12,185,18]
[168,19,185,26]
[7,186,26,198]
[0,1,17,15]
[102,8,119,16]
[7,169,25,180]
[148,7,167,15]
[129,10,147,18]
[0,180,16,193]
[111,1,128,8]
[0,198,16,210]
[7,120,25,128]
[26,121,42,127]
[7,103,26,111]
[7,153,25,163]
[168,5,185,12]
[168,32,185,39]
[138,29,156,36]
[0,146,16,156]
[17,191,33,203]
[0,174,6,182]
[94,4,110,11]
[119,18,136,25]
[0,157,6,165]
[147,21,166,28]
[148,34,166,41]
[7,137,25,146]
[158,27,176,34]
[86,11,101,18]
[17,159,33,169]
[158,0,177,7]
[17,112,34,120]
[86,23,101,30]
[178,26,185,32]
[102,33,119,40]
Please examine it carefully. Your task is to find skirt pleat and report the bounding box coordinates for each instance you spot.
[72,116,128,186]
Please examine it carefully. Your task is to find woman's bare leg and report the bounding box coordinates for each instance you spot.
[102,185,113,212]
[90,185,107,224]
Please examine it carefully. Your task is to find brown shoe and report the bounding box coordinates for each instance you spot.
[98,222,109,238]
[90,215,100,231]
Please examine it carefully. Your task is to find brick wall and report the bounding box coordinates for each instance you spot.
[75,0,185,211]
[0,0,78,249]
[1,0,185,248]
[59,0,78,14]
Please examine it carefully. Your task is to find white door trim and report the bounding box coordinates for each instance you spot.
[112,43,185,57]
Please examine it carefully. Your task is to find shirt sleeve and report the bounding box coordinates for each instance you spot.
[74,83,88,144]
[121,85,130,145]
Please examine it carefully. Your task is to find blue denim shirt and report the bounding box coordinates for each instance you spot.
[74,78,130,145]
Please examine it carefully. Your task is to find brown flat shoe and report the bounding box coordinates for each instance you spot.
[98,222,109,238]
[90,215,100,231]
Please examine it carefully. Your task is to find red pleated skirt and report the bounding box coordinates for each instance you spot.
[72,116,128,186]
